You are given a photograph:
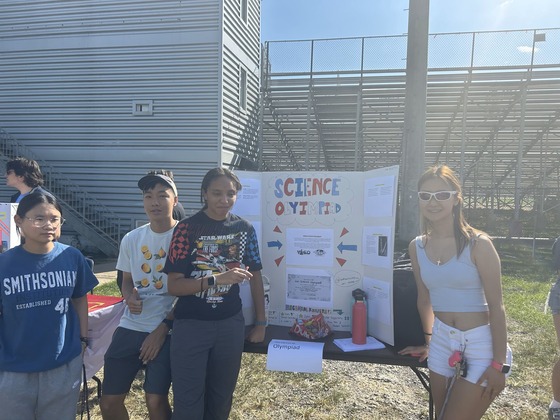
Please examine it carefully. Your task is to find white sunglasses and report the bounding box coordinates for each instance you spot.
[417,191,457,202]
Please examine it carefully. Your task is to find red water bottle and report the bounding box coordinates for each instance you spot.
[352,288,367,344]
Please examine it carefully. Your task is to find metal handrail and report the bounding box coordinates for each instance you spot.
[0,128,121,255]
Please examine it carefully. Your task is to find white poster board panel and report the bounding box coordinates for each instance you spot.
[231,172,262,325]
[0,203,20,252]
[362,166,399,345]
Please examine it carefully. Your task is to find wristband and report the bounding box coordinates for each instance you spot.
[254,320,267,326]
[424,332,432,336]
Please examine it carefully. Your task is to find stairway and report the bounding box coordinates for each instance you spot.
[0,128,120,257]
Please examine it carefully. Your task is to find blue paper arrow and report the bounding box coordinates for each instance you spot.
[267,240,283,250]
[337,242,357,253]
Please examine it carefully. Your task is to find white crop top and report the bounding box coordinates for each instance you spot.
[415,236,488,312]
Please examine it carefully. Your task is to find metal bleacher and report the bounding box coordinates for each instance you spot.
[259,28,560,214]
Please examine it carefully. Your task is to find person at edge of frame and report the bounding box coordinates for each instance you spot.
[399,165,512,420]
[0,192,98,420]
[548,235,560,419]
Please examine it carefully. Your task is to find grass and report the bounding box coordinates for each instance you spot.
[82,240,557,419]
[93,281,121,297]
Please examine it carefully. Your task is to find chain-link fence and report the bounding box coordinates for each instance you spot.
[261,28,560,240]
[265,28,560,74]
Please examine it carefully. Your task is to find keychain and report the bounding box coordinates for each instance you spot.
[448,349,468,378]
[441,347,467,418]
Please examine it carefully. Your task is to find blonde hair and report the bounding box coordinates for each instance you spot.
[418,165,483,256]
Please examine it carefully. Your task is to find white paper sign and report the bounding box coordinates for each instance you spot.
[333,336,385,352]
[286,228,334,266]
[233,177,261,216]
[364,175,395,218]
[285,267,333,309]
[362,226,393,269]
[266,339,324,373]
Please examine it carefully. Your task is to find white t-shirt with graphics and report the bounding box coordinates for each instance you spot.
[116,223,176,333]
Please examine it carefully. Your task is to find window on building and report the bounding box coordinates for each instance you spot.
[240,0,248,23]
[239,66,247,111]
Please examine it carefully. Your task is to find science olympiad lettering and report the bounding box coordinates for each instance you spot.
[272,343,301,351]
[274,177,342,216]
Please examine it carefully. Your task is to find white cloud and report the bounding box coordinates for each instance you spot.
[517,45,540,54]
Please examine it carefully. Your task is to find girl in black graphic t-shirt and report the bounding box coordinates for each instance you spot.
[164,167,266,420]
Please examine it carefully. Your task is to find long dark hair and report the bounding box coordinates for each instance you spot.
[418,165,482,256]
[200,168,242,210]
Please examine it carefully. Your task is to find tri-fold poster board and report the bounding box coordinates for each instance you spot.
[234,165,400,345]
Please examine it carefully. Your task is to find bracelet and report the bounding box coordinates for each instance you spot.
[80,336,89,346]
[254,320,267,326]
[424,332,432,336]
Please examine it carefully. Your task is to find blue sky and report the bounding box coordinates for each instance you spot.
[261,0,560,41]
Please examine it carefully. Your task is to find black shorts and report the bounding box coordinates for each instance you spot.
[102,327,171,395]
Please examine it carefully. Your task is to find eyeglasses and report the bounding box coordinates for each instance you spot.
[418,191,457,202]
[25,217,66,228]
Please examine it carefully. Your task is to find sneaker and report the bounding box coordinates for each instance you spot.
[550,407,560,419]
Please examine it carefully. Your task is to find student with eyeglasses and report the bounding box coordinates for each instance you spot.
[399,165,511,419]
[5,157,49,203]
[0,192,98,420]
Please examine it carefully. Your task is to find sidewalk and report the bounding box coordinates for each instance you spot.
[92,259,117,285]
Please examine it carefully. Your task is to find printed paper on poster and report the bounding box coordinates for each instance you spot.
[233,177,261,216]
[363,276,391,325]
[362,226,393,269]
[285,267,333,309]
[286,228,333,266]
[364,175,395,218]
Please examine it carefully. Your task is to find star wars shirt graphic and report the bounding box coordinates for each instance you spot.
[193,232,246,308]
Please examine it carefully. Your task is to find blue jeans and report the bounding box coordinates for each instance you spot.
[171,311,245,420]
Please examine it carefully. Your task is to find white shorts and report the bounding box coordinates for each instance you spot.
[428,317,512,385]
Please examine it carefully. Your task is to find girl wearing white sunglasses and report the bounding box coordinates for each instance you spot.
[399,165,510,419]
